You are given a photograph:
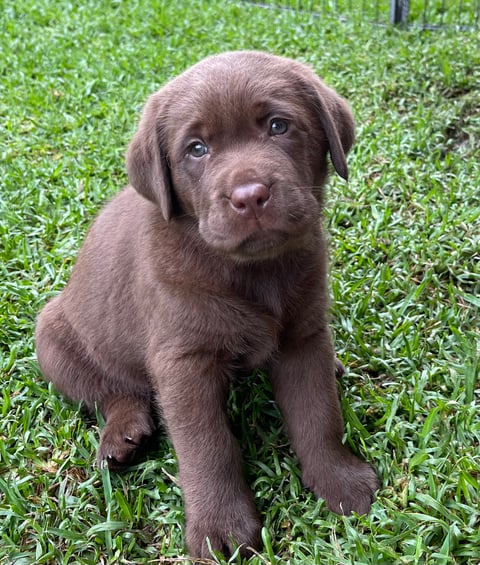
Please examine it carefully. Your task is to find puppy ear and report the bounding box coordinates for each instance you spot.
[306,79,355,181]
[126,92,174,221]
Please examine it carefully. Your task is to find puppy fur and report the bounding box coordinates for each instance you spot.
[36,51,379,559]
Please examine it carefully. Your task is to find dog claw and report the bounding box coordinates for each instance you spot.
[335,358,345,379]
[124,435,140,445]
[104,453,125,470]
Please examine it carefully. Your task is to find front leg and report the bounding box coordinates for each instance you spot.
[150,352,261,559]
[270,328,379,515]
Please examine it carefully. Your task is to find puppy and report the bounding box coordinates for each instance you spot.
[36,51,379,559]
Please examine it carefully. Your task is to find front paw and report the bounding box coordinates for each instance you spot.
[186,503,262,559]
[304,452,379,515]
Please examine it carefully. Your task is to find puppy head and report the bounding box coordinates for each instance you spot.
[127,51,354,260]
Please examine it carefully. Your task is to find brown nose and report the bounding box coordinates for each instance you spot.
[230,183,270,218]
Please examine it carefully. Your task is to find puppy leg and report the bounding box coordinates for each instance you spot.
[270,329,379,515]
[151,353,261,559]
[36,297,155,468]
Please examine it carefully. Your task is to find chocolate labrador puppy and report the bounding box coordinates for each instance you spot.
[36,51,378,558]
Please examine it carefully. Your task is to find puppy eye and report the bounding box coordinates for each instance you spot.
[269,119,288,136]
[189,142,208,158]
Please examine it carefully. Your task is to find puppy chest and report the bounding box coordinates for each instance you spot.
[198,302,281,369]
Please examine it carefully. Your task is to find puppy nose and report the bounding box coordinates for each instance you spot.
[230,183,270,218]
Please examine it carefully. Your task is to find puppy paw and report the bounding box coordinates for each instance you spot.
[97,409,154,470]
[304,453,379,516]
[335,358,345,379]
[186,505,262,559]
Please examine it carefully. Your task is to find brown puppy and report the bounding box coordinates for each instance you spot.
[36,51,379,559]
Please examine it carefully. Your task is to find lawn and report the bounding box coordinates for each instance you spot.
[1,0,479,564]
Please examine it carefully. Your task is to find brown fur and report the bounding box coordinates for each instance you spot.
[36,51,379,559]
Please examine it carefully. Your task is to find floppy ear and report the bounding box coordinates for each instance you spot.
[126,91,174,221]
[304,77,355,181]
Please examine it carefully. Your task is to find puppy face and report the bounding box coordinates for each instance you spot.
[127,52,354,261]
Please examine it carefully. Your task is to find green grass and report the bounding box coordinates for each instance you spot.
[249,1,480,28]
[1,0,479,564]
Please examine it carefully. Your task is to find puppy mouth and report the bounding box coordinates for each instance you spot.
[202,225,311,261]
[234,230,291,259]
